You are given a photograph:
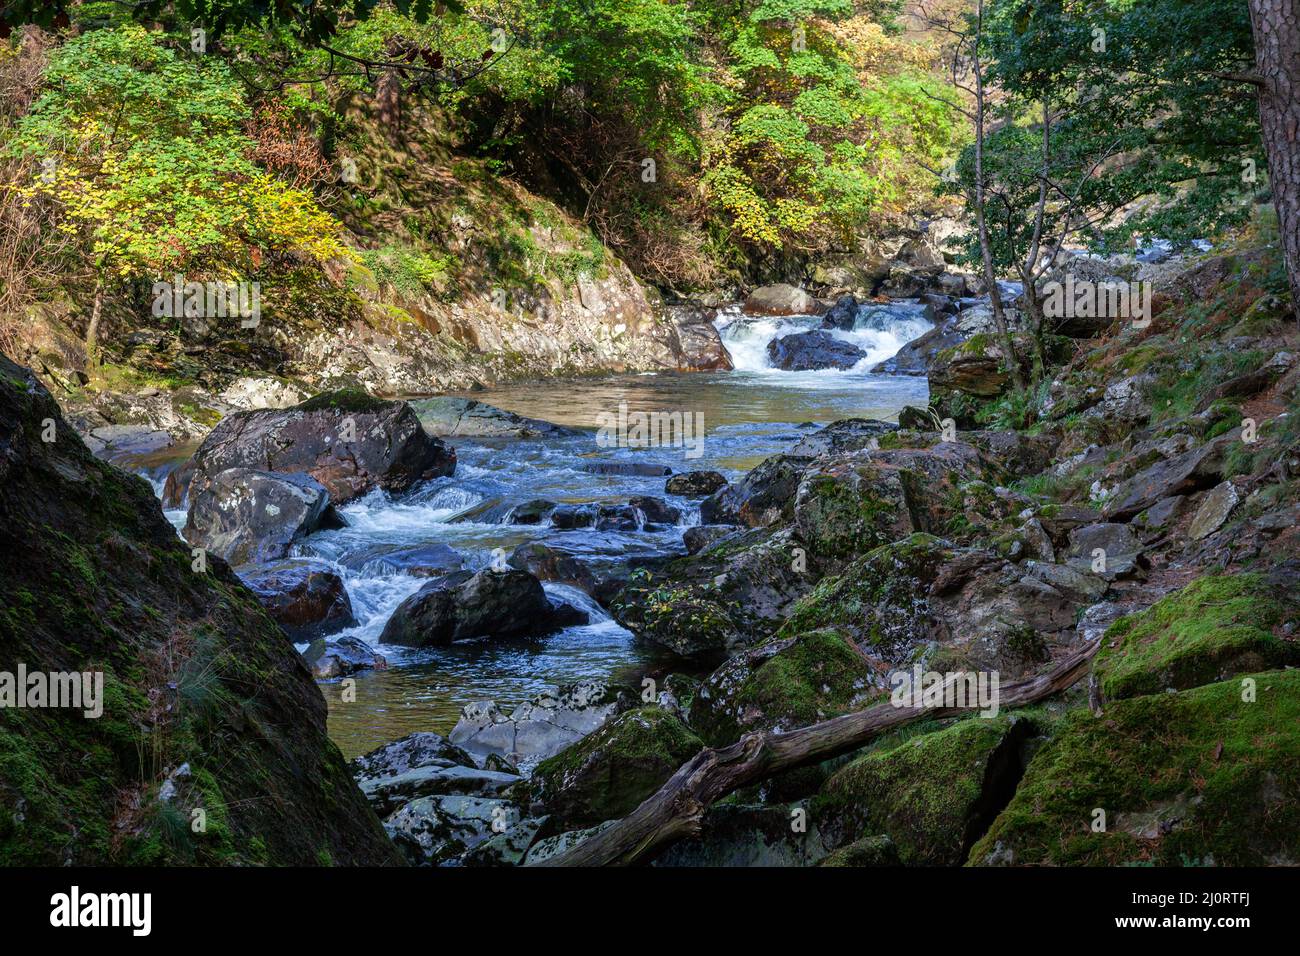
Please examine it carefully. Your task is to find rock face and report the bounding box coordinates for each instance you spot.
[766,330,867,371]
[744,283,819,316]
[182,390,456,507]
[378,568,582,647]
[240,558,357,640]
[0,356,398,864]
[183,468,343,566]
[417,397,580,439]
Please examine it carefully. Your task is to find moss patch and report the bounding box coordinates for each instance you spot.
[971,670,1300,866]
[1095,574,1300,702]
[812,714,1039,865]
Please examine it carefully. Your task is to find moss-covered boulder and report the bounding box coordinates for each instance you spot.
[689,628,880,748]
[611,527,816,660]
[1094,573,1300,702]
[778,534,1090,677]
[971,670,1300,866]
[0,356,398,865]
[818,834,902,867]
[523,707,703,829]
[812,715,1041,865]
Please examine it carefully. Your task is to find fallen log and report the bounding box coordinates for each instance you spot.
[533,639,1101,866]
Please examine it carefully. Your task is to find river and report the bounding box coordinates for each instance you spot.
[155,304,931,758]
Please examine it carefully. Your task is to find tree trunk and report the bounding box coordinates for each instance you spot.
[533,639,1100,867]
[971,5,1026,394]
[1249,0,1300,316]
[85,276,103,366]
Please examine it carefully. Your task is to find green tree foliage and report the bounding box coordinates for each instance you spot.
[9,24,350,281]
[705,0,959,254]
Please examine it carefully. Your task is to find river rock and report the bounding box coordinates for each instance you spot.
[183,389,455,506]
[820,294,860,331]
[521,706,703,829]
[665,470,727,497]
[183,468,343,566]
[550,504,596,529]
[378,568,583,647]
[744,283,818,316]
[787,418,896,457]
[449,681,637,769]
[240,558,357,639]
[351,732,477,781]
[506,498,557,524]
[301,636,387,680]
[766,330,867,371]
[417,397,580,439]
[580,460,673,477]
[339,542,465,577]
[629,495,681,525]
[385,794,520,866]
[700,453,808,527]
[667,305,736,371]
[612,527,815,659]
[507,542,597,593]
[682,525,738,554]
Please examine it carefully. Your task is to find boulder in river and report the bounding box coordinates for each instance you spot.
[240,558,357,640]
[743,283,820,316]
[183,468,344,566]
[766,330,867,371]
[302,635,388,680]
[581,460,674,478]
[378,567,585,647]
[417,396,581,439]
[182,388,455,506]
[665,470,727,497]
[629,495,681,525]
[820,294,860,331]
[507,541,598,593]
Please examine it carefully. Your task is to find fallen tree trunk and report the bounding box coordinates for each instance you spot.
[533,639,1101,867]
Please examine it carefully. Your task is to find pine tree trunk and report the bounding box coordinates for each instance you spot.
[1249,0,1300,317]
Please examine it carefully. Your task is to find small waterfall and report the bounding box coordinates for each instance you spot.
[715,301,934,374]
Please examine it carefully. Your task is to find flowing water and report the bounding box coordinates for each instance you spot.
[149,304,931,758]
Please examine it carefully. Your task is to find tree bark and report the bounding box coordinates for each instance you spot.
[533,638,1100,867]
[1249,1,1300,317]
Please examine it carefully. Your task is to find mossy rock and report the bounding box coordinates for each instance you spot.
[970,669,1300,866]
[688,627,879,748]
[812,715,1040,865]
[295,387,392,414]
[0,356,398,866]
[778,533,952,652]
[818,834,901,867]
[1094,573,1300,702]
[522,707,703,829]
